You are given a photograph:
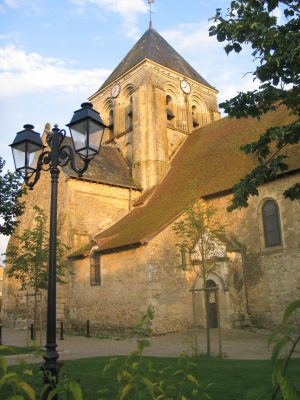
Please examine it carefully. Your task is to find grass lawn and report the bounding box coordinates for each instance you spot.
[0,345,42,356]
[7,355,300,399]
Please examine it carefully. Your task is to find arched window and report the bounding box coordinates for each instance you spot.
[166,95,175,121]
[108,109,114,128]
[262,200,282,247]
[126,96,133,131]
[102,98,114,140]
[192,105,199,128]
[108,109,114,140]
[90,253,101,285]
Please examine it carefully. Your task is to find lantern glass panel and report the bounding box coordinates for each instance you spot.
[12,141,43,176]
[70,119,103,159]
[69,120,88,155]
[88,119,104,156]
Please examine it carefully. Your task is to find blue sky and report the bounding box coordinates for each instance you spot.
[0,0,261,258]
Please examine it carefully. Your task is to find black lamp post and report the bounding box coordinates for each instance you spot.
[10,102,105,397]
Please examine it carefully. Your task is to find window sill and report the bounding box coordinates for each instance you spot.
[90,283,101,286]
[103,129,133,144]
[166,124,189,135]
[259,246,284,256]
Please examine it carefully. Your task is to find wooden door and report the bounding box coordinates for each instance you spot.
[206,280,218,328]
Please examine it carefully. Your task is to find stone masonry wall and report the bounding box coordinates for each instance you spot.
[68,246,149,334]
[69,174,300,334]
[205,174,300,329]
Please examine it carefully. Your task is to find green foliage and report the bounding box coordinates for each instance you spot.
[268,299,300,399]
[100,306,213,399]
[4,205,69,292]
[0,352,83,400]
[44,370,83,400]
[0,156,26,236]
[0,350,36,399]
[209,1,300,210]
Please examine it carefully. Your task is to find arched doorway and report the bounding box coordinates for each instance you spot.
[206,279,218,328]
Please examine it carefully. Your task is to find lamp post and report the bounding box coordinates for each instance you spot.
[9,102,105,397]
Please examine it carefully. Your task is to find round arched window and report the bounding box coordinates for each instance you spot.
[262,200,282,247]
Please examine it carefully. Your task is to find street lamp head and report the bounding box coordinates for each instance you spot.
[9,124,45,179]
[67,102,105,160]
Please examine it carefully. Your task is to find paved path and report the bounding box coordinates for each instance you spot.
[0,327,284,365]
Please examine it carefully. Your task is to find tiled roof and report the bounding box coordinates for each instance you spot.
[93,28,213,93]
[91,106,299,253]
[61,137,139,189]
[68,243,92,258]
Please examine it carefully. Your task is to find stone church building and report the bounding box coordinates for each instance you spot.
[2,27,300,333]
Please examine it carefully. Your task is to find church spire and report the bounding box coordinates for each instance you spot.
[148,0,154,29]
[93,21,214,93]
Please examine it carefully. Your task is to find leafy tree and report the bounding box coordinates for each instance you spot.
[209,0,300,211]
[5,206,69,340]
[173,200,226,356]
[0,156,26,235]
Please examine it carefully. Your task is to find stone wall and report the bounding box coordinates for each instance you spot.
[69,214,246,334]
[205,174,300,328]
[68,246,149,334]
[68,174,300,334]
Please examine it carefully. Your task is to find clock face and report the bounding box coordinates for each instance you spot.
[180,80,191,94]
[111,83,121,98]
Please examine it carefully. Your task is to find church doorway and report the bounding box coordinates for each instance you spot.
[206,279,218,328]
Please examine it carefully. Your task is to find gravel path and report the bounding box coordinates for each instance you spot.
[1,327,282,365]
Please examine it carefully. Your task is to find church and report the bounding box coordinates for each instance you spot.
[2,26,300,334]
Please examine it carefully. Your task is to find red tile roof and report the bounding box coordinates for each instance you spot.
[61,138,139,189]
[78,106,299,255]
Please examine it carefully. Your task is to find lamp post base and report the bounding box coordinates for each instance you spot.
[41,346,62,400]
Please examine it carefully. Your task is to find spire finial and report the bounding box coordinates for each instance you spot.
[147,0,155,29]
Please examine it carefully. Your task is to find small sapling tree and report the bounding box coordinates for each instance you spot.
[173,199,226,356]
[5,206,69,340]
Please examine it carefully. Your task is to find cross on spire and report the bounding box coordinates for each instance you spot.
[148,0,155,29]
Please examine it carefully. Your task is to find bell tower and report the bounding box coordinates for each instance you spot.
[89,27,220,191]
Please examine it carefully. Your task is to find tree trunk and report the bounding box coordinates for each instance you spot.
[33,289,37,341]
[216,288,223,357]
[205,288,211,357]
[192,290,199,355]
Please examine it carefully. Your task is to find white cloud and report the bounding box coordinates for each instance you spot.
[0,0,44,14]
[2,0,19,7]
[0,45,111,97]
[162,22,222,53]
[70,0,147,38]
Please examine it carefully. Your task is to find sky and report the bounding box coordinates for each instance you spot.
[0,0,260,260]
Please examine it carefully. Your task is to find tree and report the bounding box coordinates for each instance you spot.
[5,206,69,340]
[0,156,26,235]
[173,200,226,356]
[209,0,300,211]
